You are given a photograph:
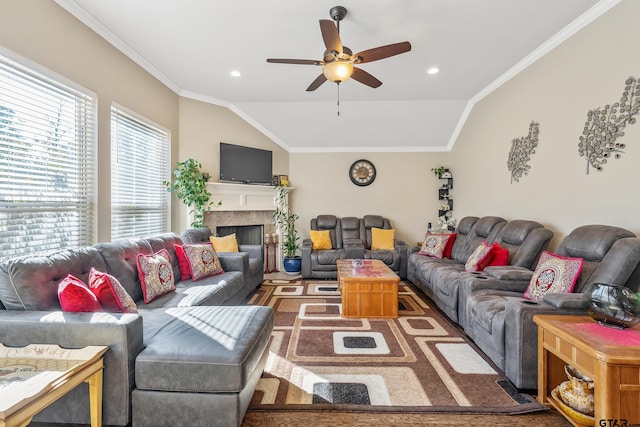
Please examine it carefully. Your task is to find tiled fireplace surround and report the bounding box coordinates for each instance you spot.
[203,182,289,267]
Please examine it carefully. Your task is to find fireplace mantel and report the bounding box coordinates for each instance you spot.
[206,182,292,212]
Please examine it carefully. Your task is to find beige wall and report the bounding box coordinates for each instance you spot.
[177,98,289,232]
[0,0,179,242]
[289,152,449,246]
[450,0,640,249]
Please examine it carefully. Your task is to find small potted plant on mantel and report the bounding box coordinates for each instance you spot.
[273,184,301,274]
[163,158,220,228]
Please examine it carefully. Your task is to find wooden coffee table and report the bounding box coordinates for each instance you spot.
[337,259,399,318]
[0,344,108,427]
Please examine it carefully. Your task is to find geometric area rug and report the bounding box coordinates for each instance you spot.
[247,279,546,415]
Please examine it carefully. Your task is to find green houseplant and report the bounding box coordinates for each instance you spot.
[163,158,219,228]
[273,184,301,274]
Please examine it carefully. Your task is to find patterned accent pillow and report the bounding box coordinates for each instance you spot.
[419,233,456,259]
[88,268,138,313]
[523,251,584,301]
[176,243,224,281]
[489,242,510,266]
[58,274,103,312]
[137,249,176,303]
[464,241,495,272]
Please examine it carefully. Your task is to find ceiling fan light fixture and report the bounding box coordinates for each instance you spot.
[323,61,353,83]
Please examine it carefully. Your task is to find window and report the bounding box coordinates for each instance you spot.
[111,105,170,240]
[0,52,96,262]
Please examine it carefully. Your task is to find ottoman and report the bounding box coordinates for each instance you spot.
[132,305,273,427]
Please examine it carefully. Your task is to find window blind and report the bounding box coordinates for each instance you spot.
[0,54,96,262]
[111,105,169,240]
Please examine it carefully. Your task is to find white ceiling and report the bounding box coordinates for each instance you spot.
[55,0,613,152]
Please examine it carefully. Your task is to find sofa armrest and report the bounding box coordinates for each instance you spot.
[0,310,143,425]
[483,266,534,281]
[216,252,249,273]
[238,244,263,261]
[542,292,589,309]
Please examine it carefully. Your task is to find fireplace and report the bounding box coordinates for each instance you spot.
[203,182,292,268]
[216,224,264,245]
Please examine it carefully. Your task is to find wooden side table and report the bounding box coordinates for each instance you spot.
[337,259,399,318]
[0,344,108,427]
[534,315,640,426]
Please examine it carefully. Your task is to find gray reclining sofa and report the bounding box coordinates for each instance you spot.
[302,214,409,279]
[0,232,273,426]
[407,218,640,391]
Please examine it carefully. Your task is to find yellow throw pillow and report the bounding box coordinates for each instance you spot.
[210,233,239,252]
[371,228,395,250]
[309,230,332,250]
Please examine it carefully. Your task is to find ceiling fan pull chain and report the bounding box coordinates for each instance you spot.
[337,82,340,117]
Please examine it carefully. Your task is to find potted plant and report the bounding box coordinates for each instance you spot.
[273,184,301,274]
[430,165,447,178]
[163,158,220,228]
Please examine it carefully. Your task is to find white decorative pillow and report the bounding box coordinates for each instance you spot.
[137,249,176,303]
[523,251,583,301]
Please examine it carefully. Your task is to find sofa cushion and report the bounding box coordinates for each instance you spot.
[310,230,332,250]
[465,242,494,272]
[210,233,239,252]
[58,274,103,312]
[523,251,583,301]
[176,243,224,281]
[489,242,510,266]
[88,268,138,313]
[371,227,395,250]
[137,249,176,304]
[419,233,455,259]
[135,305,274,393]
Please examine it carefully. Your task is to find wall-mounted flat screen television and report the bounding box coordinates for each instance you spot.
[219,142,273,185]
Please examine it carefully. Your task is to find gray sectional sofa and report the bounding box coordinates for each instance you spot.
[0,232,273,426]
[407,217,640,391]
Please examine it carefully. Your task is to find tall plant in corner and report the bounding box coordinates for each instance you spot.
[163,159,219,228]
[273,184,300,260]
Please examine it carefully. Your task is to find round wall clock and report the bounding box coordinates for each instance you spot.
[349,159,376,186]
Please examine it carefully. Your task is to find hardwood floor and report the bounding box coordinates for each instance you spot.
[242,409,572,426]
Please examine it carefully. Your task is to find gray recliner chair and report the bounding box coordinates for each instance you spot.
[464,225,640,389]
[301,215,345,279]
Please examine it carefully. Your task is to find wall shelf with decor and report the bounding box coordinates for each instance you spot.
[436,170,453,219]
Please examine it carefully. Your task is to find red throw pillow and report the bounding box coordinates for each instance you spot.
[464,241,495,272]
[137,249,176,303]
[88,268,138,313]
[489,242,509,266]
[175,243,224,281]
[419,233,455,259]
[443,232,457,258]
[58,274,103,312]
[523,251,584,301]
[175,244,192,280]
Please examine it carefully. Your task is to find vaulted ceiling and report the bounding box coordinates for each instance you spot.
[56,0,612,152]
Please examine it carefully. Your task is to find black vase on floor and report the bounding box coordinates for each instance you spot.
[585,282,640,329]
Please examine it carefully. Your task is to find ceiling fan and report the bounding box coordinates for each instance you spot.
[266,5,412,92]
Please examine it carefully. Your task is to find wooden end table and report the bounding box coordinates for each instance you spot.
[534,314,640,426]
[337,259,399,318]
[0,344,108,427]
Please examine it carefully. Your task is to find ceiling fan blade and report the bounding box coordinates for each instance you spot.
[351,67,382,88]
[266,58,322,65]
[354,41,412,64]
[319,19,343,55]
[306,74,327,91]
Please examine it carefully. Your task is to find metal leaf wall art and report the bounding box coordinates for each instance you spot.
[507,121,539,184]
[578,77,639,174]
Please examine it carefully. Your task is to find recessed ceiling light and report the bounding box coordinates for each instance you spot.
[427,67,440,75]
[230,70,242,77]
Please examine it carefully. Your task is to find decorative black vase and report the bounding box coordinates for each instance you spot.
[585,282,640,329]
